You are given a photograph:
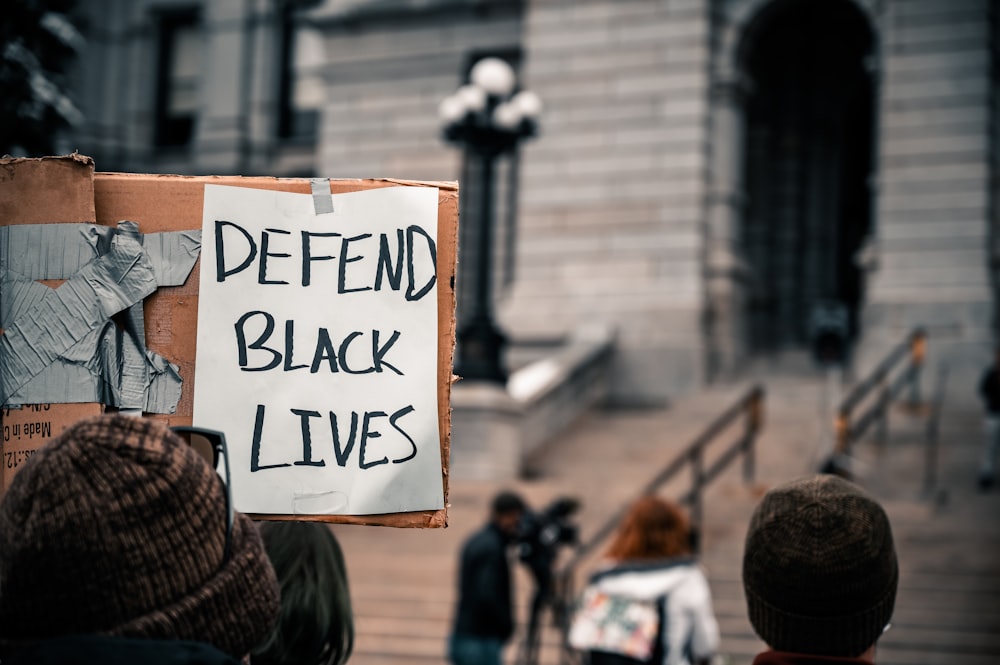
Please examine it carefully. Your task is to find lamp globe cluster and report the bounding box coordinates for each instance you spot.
[438,57,542,152]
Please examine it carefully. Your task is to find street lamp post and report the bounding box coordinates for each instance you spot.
[439,57,542,383]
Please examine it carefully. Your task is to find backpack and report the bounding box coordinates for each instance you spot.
[567,584,667,665]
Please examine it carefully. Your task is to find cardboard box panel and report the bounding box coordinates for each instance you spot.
[1,161,455,527]
[0,155,105,491]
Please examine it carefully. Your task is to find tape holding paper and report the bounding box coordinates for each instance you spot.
[0,221,201,413]
[310,178,335,215]
[292,490,350,514]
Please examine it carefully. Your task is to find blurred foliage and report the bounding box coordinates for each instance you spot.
[1,0,83,156]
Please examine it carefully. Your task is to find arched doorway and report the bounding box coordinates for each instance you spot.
[740,0,874,358]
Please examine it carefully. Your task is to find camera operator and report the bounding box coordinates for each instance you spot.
[517,497,580,665]
[448,491,527,665]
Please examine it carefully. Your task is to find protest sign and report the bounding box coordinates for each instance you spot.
[3,159,456,526]
[193,183,445,516]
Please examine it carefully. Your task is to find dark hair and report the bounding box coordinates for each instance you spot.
[605,496,691,561]
[251,522,354,665]
[491,490,526,517]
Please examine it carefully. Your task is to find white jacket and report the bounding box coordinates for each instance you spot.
[585,558,720,665]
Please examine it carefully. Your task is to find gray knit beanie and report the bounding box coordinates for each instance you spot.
[742,475,897,657]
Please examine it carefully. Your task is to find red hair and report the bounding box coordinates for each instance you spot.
[605,496,691,561]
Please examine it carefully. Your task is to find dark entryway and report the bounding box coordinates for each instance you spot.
[740,0,874,356]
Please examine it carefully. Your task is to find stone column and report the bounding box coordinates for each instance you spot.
[859,0,993,385]
[704,72,750,380]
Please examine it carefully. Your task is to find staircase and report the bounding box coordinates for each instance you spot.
[335,374,1000,665]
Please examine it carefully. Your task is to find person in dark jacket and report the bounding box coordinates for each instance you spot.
[0,414,280,664]
[978,348,1000,489]
[448,490,526,665]
[742,475,897,665]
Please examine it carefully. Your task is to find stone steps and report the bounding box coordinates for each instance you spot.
[338,378,1000,665]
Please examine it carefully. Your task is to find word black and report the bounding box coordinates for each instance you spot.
[234,311,403,375]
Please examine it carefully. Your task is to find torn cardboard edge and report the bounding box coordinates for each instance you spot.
[2,163,458,528]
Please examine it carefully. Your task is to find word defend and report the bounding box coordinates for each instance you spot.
[193,184,444,516]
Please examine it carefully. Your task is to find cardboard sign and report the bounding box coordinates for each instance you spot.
[193,184,444,516]
[2,157,457,527]
[97,173,458,527]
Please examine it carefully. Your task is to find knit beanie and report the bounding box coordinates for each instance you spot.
[742,475,897,658]
[0,414,280,659]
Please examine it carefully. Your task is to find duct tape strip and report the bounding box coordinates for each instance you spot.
[0,223,114,281]
[311,178,335,215]
[0,221,201,413]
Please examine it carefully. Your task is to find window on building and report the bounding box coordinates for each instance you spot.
[154,9,201,147]
[277,7,323,141]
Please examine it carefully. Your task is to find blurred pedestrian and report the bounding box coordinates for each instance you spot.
[448,490,527,665]
[977,347,1000,490]
[251,521,354,665]
[0,414,279,664]
[743,475,897,664]
[568,496,719,665]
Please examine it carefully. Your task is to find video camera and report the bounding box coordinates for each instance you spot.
[517,496,580,566]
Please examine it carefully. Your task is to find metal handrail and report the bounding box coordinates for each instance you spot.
[922,363,949,498]
[831,328,926,472]
[551,385,765,664]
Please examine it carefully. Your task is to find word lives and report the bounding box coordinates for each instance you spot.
[250,403,418,472]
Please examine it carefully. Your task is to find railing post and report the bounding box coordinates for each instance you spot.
[923,406,940,498]
[908,329,926,408]
[832,408,851,477]
[835,409,849,457]
[690,447,704,552]
[743,390,762,484]
[922,364,948,499]
[876,375,890,445]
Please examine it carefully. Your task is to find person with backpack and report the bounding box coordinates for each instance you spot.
[569,496,719,665]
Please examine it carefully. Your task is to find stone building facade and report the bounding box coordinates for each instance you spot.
[71,0,997,403]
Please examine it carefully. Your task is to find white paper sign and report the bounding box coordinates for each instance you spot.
[193,184,444,515]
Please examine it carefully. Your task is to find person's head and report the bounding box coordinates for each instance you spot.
[605,495,691,561]
[490,490,526,537]
[251,522,354,665]
[0,414,279,659]
[742,475,897,659]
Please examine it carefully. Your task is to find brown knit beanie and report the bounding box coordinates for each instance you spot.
[0,414,280,658]
[742,475,897,658]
